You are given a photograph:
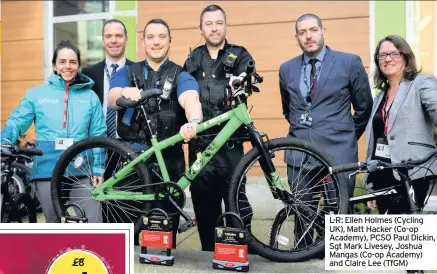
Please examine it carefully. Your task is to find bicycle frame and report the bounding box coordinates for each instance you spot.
[349,170,422,214]
[91,102,286,201]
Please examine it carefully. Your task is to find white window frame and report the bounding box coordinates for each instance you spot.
[405,1,414,44]
[369,0,376,97]
[43,1,137,79]
[435,2,437,75]
[406,0,437,75]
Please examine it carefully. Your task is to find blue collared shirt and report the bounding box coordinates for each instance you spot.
[299,46,327,105]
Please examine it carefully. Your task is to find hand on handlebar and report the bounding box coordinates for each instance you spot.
[121,87,141,101]
[229,72,247,94]
[229,72,257,95]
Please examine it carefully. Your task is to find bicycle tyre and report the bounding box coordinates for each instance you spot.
[51,137,152,237]
[228,137,349,262]
[11,162,38,200]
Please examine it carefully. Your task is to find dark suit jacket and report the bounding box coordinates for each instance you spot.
[279,47,373,166]
[82,59,134,105]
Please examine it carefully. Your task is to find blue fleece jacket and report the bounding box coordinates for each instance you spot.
[1,73,107,180]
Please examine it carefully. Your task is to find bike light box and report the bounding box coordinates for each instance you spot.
[0,223,133,274]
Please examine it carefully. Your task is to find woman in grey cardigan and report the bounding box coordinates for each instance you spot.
[365,35,437,214]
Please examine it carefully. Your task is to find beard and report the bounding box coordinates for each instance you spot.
[205,33,226,47]
[299,36,325,57]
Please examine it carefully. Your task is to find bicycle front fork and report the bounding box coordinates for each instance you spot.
[246,124,288,201]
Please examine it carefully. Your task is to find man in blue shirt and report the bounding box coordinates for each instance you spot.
[108,18,202,247]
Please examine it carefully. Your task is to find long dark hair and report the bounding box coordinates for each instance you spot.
[373,35,420,90]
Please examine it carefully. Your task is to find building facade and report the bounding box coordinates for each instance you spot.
[1,1,436,161]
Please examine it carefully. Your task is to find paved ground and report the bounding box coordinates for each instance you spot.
[133,226,329,273]
[34,180,437,273]
[36,212,420,273]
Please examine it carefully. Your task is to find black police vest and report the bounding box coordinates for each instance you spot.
[117,60,184,143]
[186,45,244,125]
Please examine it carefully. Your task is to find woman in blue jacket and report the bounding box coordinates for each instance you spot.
[1,40,106,223]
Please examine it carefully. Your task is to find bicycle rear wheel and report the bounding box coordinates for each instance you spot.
[51,137,152,237]
[228,137,349,262]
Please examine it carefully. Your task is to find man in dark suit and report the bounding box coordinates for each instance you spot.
[82,19,133,140]
[81,19,144,229]
[279,13,373,252]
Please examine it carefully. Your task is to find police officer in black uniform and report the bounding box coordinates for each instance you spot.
[108,18,202,246]
[184,4,255,252]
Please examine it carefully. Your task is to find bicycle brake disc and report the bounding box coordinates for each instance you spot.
[154,182,186,216]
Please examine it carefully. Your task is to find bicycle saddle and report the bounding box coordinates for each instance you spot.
[116,88,163,108]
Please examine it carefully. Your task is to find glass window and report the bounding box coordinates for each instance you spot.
[54,1,109,17]
[409,1,436,75]
[54,20,105,67]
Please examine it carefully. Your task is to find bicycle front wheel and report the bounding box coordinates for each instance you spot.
[51,137,152,236]
[228,137,349,262]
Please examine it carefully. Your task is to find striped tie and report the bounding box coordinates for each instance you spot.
[106,64,119,138]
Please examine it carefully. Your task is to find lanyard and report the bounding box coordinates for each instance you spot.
[62,85,69,128]
[381,92,393,135]
[104,64,111,83]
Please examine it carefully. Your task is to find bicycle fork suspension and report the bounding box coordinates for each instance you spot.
[246,124,288,201]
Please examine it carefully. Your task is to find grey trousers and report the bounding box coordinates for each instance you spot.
[35,178,102,223]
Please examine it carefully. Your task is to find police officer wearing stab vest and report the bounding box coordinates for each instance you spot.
[108,18,202,246]
[184,4,255,252]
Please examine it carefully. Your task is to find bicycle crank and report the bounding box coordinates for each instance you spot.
[154,182,186,216]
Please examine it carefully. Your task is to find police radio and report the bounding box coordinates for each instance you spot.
[160,68,178,100]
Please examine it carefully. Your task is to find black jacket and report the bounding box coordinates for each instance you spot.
[82,59,134,105]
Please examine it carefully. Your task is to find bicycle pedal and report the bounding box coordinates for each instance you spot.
[178,219,197,234]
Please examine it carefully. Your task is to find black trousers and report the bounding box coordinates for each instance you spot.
[287,164,327,248]
[368,169,431,214]
[189,142,252,251]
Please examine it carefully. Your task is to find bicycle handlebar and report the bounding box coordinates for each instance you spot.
[245,60,255,75]
[1,145,43,157]
[230,60,263,93]
[330,150,437,174]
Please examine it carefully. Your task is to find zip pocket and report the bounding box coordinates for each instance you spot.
[408,142,435,149]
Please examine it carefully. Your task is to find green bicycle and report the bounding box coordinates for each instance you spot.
[51,61,349,262]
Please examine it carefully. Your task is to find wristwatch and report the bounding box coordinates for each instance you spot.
[189,118,202,124]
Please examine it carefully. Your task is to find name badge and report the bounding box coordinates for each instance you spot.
[375,138,390,160]
[300,113,312,126]
[55,138,74,150]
